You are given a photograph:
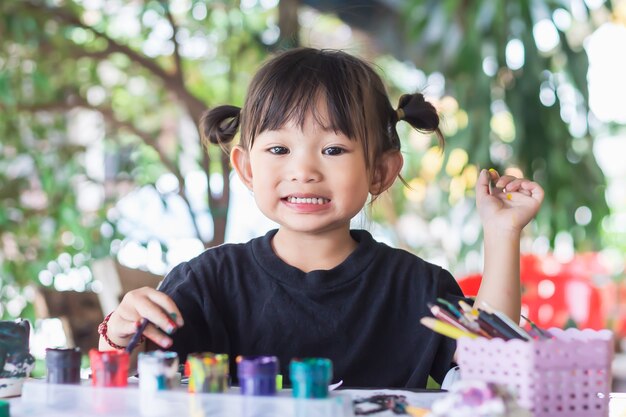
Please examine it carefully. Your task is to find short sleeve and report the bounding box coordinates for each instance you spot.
[437,267,468,304]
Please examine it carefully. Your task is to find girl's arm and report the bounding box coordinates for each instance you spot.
[473,169,544,322]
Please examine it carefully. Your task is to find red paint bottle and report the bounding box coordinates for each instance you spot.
[89,349,129,387]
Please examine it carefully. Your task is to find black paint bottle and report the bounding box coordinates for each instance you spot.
[46,347,81,384]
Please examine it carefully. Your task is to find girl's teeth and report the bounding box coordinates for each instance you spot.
[287,197,328,204]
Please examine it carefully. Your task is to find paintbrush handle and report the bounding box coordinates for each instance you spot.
[125,318,149,353]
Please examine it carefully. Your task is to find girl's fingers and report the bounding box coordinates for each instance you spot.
[476,169,492,200]
[135,300,179,336]
[493,175,520,190]
[487,168,500,182]
[142,323,173,349]
[521,180,545,203]
[146,291,184,327]
[109,311,143,339]
[487,169,503,194]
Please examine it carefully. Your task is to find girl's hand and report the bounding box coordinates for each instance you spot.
[476,169,544,234]
[102,287,184,349]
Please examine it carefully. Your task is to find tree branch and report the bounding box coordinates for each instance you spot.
[23,1,172,85]
[162,1,184,85]
[10,97,205,242]
[23,0,207,123]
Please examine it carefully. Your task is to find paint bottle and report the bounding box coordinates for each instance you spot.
[88,349,129,387]
[237,356,279,396]
[0,319,35,398]
[45,347,81,384]
[187,352,229,393]
[0,400,8,417]
[138,351,179,392]
[289,358,332,399]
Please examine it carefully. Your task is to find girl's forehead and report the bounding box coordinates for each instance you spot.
[256,102,343,136]
[254,117,347,141]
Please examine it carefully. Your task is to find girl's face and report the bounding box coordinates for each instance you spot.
[232,108,373,236]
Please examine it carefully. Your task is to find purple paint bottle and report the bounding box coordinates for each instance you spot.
[45,348,81,384]
[237,356,279,396]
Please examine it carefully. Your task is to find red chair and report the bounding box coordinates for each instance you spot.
[457,253,613,331]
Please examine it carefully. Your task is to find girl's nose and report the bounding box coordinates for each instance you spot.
[288,156,322,183]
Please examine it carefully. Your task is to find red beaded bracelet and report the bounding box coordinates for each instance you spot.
[98,311,145,350]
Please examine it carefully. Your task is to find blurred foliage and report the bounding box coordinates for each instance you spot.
[368,0,614,272]
[0,0,274,318]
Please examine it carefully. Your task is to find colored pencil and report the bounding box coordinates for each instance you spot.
[436,298,463,319]
[420,317,478,340]
[428,303,473,333]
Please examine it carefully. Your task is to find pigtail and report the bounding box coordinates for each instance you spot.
[395,93,445,148]
[199,105,242,150]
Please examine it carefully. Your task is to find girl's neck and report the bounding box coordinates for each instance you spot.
[271,227,358,273]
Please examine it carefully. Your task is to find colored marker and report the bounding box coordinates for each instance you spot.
[477,311,523,340]
[420,317,478,340]
[479,302,531,341]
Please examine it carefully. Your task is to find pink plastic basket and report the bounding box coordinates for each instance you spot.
[457,328,613,417]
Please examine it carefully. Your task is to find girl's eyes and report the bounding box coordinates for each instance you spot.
[268,146,289,155]
[322,146,345,156]
[267,146,346,155]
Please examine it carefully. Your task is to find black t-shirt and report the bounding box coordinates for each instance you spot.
[158,229,464,388]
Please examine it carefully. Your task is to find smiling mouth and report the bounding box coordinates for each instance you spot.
[284,196,330,204]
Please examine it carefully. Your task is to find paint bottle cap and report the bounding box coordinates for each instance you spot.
[0,400,9,417]
[289,358,332,381]
[138,351,178,365]
[236,356,279,378]
[187,352,229,371]
[45,347,81,368]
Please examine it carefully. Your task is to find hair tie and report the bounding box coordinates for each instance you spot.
[396,108,405,121]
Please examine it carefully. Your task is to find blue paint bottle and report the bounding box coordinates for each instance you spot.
[237,356,279,396]
[289,358,332,398]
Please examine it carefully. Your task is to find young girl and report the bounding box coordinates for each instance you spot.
[98,48,544,388]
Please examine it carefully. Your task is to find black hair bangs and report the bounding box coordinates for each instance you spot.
[245,49,365,146]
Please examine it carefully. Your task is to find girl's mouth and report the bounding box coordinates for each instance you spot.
[284,196,330,204]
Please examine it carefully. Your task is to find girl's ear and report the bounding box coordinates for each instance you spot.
[230,145,254,190]
[369,151,403,196]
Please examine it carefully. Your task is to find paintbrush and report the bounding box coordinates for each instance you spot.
[520,313,553,339]
[125,318,149,353]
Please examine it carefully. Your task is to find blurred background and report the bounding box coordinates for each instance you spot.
[0,0,625,383]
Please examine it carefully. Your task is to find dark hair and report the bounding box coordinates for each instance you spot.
[200,48,444,171]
